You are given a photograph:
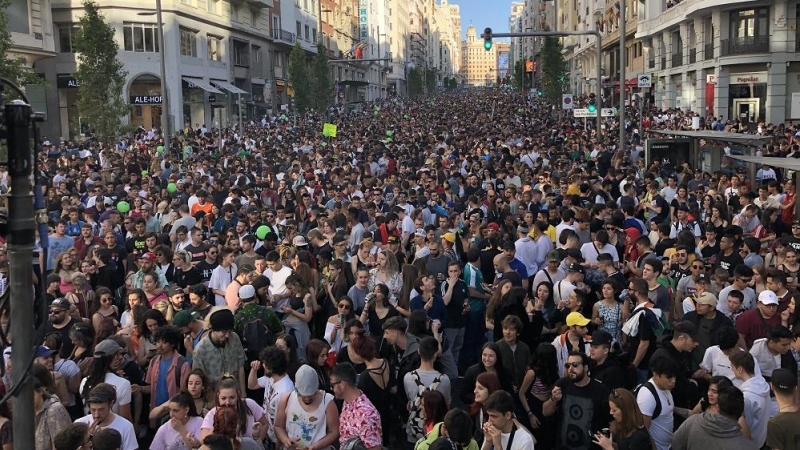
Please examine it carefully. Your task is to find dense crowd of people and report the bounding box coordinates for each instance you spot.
[1,88,800,450]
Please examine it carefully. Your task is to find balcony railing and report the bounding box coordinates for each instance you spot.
[272,29,296,44]
[704,43,714,59]
[671,52,682,67]
[689,48,696,63]
[721,35,769,56]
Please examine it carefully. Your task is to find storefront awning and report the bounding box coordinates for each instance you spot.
[211,80,248,95]
[182,78,224,94]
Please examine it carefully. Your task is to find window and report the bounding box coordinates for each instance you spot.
[207,35,222,61]
[233,41,249,66]
[312,28,317,42]
[232,4,239,21]
[207,0,218,14]
[251,10,259,27]
[305,25,310,41]
[252,46,261,64]
[7,0,30,33]
[180,27,198,57]
[273,16,280,36]
[123,23,160,52]
[58,24,80,53]
[730,8,768,39]
[275,53,283,68]
[296,21,302,36]
[304,0,308,9]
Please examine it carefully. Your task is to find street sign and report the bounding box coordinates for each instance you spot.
[562,94,574,109]
[573,108,595,118]
[601,108,615,117]
[637,74,652,88]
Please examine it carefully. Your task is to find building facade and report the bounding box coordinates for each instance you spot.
[460,24,497,86]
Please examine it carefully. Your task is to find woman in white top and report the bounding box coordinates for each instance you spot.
[200,376,268,441]
[150,392,204,450]
[325,296,356,353]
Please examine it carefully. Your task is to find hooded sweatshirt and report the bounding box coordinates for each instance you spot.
[672,412,759,450]
[740,375,771,447]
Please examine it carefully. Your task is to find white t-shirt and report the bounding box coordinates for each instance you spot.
[749,338,781,378]
[700,345,762,388]
[553,280,576,307]
[75,413,138,450]
[580,242,619,263]
[482,425,535,450]
[258,374,294,443]
[636,379,674,450]
[209,263,237,306]
[717,286,756,314]
[265,265,293,299]
[80,372,132,414]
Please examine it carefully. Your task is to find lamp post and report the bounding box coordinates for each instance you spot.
[138,0,170,141]
[523,27,533,96]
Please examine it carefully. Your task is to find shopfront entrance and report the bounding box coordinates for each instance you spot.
[129,74,162,129]
[733,98,760,123]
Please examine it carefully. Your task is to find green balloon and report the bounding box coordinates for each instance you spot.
[256,225,270,240]
[156,145,164,153]
[167,182,177,193]
[117,201,130,213]
[141,170,148,177]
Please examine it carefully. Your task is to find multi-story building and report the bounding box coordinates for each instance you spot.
[39,0,279,139]
[496,41,510,82]
[634,0,800,123]
[461,24,497,86]
[7,0,56,117]
[596,0,644,104]
[509,1,524,70]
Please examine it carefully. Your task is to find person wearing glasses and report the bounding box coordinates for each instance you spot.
[717,265,756,316]
[543,351,610,450]
[330,363,383,450]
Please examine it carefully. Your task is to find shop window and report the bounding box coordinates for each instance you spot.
[123,23,160,53]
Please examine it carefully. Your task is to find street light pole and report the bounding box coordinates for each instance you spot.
[155,0,170,141]
[620,0,626,154]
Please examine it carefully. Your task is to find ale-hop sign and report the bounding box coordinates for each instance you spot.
[130,95,163,105]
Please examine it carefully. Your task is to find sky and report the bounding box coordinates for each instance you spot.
[456,0,513,42]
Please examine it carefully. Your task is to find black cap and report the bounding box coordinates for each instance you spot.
[771,368,798,392]
[567,262,585,274]
[696,273,709,283]
[590,330,613,347]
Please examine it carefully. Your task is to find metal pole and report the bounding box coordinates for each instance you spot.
[237,93,243,134]
[639,93,644,141]
[619,0,626,154]
[156,0,170,141]
[6,101,35,450]
[595,32,602,134]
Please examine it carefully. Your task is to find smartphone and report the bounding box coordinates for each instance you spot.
[338,313,344,325]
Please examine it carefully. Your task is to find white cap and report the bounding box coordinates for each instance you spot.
[758,290,779,306]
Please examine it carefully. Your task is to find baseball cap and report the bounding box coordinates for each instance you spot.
[294,364,319,396]
[387,235,400,245]
[695,292,717,307]
[566,312,591,327]
[590,330,613,347]
[414,229,426,237]
[94,339,121,357]
[332,235,347,245]
[441,232,456,244]
[49,298,71,311]
[567,262,585,274]
[238,284,256,299]
[35,346,57,358]
[292,236,308,247]
[172,310,199,328]
[168,285,184,297]
[138,251,157,262]
[696,273,709,284]
[673,321,697,339]
[758,290,779,305]
[486,222,500,231]
[771,368,798,392]
[547,250,560,262]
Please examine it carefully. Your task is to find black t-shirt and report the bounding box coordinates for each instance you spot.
[715,251,744,276]
[44,317,77,359]
[700,240,719,259]
[174,266,203,289]
[654,238,675,258]
[669,263,691,286]
[183,244,206,264]
[651,195,670,224]
[441,279,468,328]
[196,260,219,283]
[627,307,657,370]
[125,236,147,255]
[554,378,611,450]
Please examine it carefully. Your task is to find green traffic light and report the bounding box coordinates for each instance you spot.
[484,41,492,51]
[587,104,596,113]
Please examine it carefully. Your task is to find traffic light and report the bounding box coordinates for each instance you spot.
[483,28,493,51]
[588,93,597,113]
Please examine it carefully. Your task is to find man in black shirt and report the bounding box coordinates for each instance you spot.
[43,297,78,359]
[715,233,744,276]
[624,278,659,383]
[543,351,610,450]
[196,245,219,284]
[442,261,468,370]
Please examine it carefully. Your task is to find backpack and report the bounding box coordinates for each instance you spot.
[634,381,662,420]
[408,370,443,441]
[240,310,274,362]
[642,307,671,339]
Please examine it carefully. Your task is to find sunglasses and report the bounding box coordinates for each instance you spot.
[338,304,351,310]
[564,362,582,369]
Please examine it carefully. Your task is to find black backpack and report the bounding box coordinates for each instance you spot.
[240,310,274,362]
[634,381,662,420]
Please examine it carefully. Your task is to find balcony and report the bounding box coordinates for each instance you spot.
[721,35,769,56]
[272,29,296,44]
[671,51,682,67]
[245,0,273,8]
[704,43,714,60]
[688,48,696,63]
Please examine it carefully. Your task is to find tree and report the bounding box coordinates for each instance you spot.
[0,0,43,88]
[73,0,128,140]
[540,36,569,105]
[510,61,524,90]
[407,67,423,97]
[288,42,312,112]
[310,42,332,110]
[425,68,437,93]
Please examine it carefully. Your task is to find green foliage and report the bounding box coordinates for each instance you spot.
[0,0,44,89]
[310,42,332,110]
[510,61,524,90]
[288,42,312,112]
[540,37,569,105]
[425,68,437,93]
[73,0,129,140]
[407,67,423,97]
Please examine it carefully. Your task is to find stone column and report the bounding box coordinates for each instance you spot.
[767,62,787,124]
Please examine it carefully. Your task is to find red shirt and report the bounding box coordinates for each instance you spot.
[735,308,782,348]
[782,192,796,224]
